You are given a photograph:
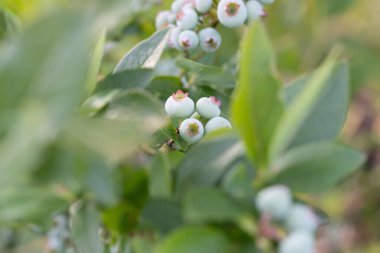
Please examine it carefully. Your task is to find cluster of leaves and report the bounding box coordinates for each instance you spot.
[0,1,365,253]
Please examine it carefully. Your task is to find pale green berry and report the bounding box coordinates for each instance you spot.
[196,96,221,118]
[191,112,202,120]
[260,0,274,4]
[176,8,198,30]
[168,27,182,49]
[165,90,195,118]
[179,118,204,144]
[178,30,199,50]
[246,0,267,22]
[217,0,248,28]
[279,231,315,253]
[195,0,213,13]
[198,28,222,52]
[205,117,232,133]
[285,204,320,233]
[255,185,292,220]
[171,0,185,13]
[155,11,171,30]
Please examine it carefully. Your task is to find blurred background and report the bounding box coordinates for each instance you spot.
[0,0,379,252]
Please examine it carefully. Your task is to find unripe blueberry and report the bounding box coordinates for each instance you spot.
[155,11,171,30]
[196,96,221,118]
[179,118,204,144]
[279,231,315,253]
[285,204,320,233]
[168,27,182,49]
[165,90,195,118]
[195,0,213,13]
[205,117,232,133]
[246,0,267,22]
[178,30,199,50]
[171,0,185,13]
[259,0,274,4]
[255,185,292,220]
[176,8,198,30]
[198,28,222,52]
[217,0,248,28]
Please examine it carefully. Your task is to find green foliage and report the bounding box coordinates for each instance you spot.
[0,1,367,252]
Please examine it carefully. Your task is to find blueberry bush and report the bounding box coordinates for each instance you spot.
[0,0,377,252]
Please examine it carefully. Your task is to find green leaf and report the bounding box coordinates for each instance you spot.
[156,226,229,253]
[95,69,154,92]
[0,187,66,225]
[70,202,104,253]
[149,153,172,198]
[176,58,235,88]
[0,8,21,38]
[113,29,169,73]
[176,134,243,194]
[141,198,183,234]
[183,187,250,223]
[270,142,365,192]
[283,61,349,148]
[0,11,93,182]
[231,22,284,169]
[147,76,182,100]
[222,162,255,201]
[270,51,340,161]
[87,28,106,94]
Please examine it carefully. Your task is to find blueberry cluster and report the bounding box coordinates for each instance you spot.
[255,185,320,253]
[155,0,274,52]
[165,90,232,144]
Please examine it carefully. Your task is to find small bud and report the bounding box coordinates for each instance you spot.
[217,0,248,28]
[205,116,232,133]
[255,185,292,220]
[179,118,204,144]
[165,90,195,118]
[196,96,221,119]
[279,231,315,253]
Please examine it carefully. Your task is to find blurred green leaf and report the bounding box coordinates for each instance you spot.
[95,69,154,92]
[270,142,365,192]
[283,61,349,148]
[149,153,171,198]
[183,187,250,223]
[0,187,66,225]
[141,198,183,234]
[156,226,229,253]
[231,22,284,169]
[87,29,106,94]
[222,162,255,201]
[70,202,104,253]
[113,28,169,73]
[270,51,340,161]
[176,58,236,88]
[176,134,243,194]
[147,76,181,101]
[0,8,20,38]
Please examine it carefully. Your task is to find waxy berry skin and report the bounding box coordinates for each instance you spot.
[155,11,171,30]
[279,231,315,253]
[178,30,199,50]
[176,8,198,30]
[217,0,248,28]
[196,96,221,119]
[165,90,195,118]
[246,0,267,22]
[168,27,182,50]
[205,116,232,133]
[171,0,185,13]
[179,118,204,144]
[255,185,292,220]
[285,204,320,233]
[195,0,213,13]
[198,28,222,52]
